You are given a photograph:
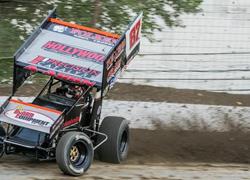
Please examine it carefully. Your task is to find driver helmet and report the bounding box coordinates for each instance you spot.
[65,85,82,99]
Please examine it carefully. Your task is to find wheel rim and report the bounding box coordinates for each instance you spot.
[119,129,128,154]
[69,141,87,168]
[70,146,80,162]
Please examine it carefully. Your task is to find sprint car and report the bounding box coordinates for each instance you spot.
[0,8,142,176]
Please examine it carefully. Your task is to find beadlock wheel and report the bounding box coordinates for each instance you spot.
[56,132,93,176]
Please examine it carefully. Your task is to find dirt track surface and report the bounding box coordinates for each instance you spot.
[2,84,250,179]
[1,83,250,106]
[129,129,250,164]
[2,129,250,179]
[1,159,250,180]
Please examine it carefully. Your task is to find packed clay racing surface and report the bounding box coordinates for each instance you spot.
[2,129,250,179]
[1,83,250,179]
[2,83,250,106]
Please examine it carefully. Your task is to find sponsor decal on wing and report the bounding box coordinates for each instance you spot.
[42,41,105,64]
[24,56,99,86]
[125,13,142,59]
[52,25,68,33]
[48,24,117,46]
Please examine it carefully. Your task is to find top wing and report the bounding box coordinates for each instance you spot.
[13,8,142,90]
[16,18,119,87]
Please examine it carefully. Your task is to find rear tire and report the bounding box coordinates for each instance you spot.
[98,116,129,163]
[56,132,93,176]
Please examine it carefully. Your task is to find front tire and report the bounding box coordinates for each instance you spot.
[56,132,93,176]
[98,116,129,163]
[0,142,3,158]
[0,124,5,158]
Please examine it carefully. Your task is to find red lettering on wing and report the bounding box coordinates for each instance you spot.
[27,56,98,86]
[69,28,117,45]
[129,19,141,49]
[42,41,58,49]
[42,41,105,63]
[30,56,45,64]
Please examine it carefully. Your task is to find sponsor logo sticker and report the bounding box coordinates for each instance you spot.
[63,117,80,127]
[48,23,117,46]
[53,25,67,33]
[42,41,105,63]
[125,13,143,58]
[27,56,101,79]
[5,108,54,127]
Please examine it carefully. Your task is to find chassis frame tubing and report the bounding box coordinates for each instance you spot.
[0,76,106,159]
[0,124,107,159]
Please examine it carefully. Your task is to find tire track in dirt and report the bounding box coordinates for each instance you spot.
[1,129,250,179]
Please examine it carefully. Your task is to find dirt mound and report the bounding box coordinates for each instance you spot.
[107,83,250,106]
[1,83,249,106]
[128,128,250,164]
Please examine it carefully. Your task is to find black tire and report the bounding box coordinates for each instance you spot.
[98,116,129,163]
[56,132,93,176]
[0,142,3,158]
[0,124,5,158]
[0,124,5,137]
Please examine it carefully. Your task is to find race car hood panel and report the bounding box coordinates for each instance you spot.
[0,99,63,134]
